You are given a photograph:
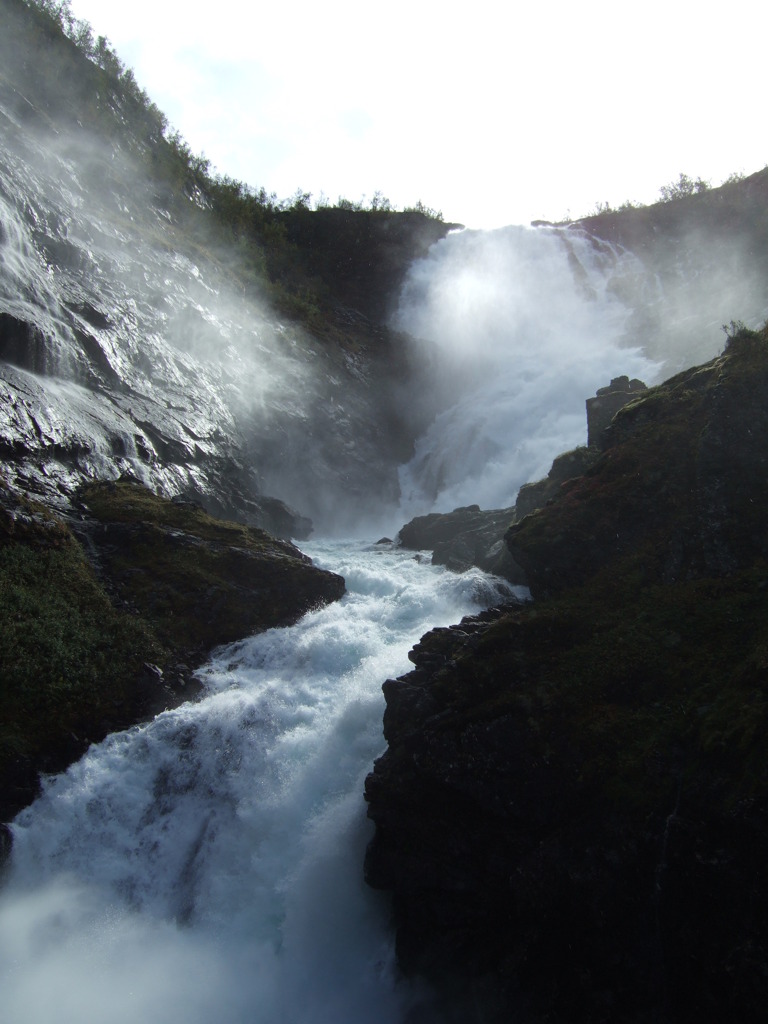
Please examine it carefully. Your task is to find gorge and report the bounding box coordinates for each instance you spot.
[3,1,768,1021]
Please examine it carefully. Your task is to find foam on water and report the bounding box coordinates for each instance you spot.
[1,540,521,1024]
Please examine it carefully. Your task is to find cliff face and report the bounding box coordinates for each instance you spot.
[0,0,455,535]
[365,326,768,1023]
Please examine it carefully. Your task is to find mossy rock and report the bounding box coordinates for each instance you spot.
[1,487,169,818]
[77,480,345,652]
[0,480,344,821]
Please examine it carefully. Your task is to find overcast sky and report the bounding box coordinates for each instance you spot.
[67,0,765,229]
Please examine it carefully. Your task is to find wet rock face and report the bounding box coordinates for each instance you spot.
[365,330,768,1023]
[0,23,421,535]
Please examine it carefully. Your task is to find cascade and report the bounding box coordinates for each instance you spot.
[0,540,521,1024]
[0,218,719,1022]
[394,224,661,517]
[4,67,762,1019]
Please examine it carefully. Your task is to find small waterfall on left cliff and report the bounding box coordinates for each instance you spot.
[0,540,520,1024]
[0,85,409,530]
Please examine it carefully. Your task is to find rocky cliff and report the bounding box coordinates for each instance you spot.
[0,0,456,536]
[365,324,768,1022]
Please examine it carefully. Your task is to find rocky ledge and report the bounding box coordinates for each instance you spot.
[0,478,344,824]
[365,324,768,1022]
[394,377,643,584]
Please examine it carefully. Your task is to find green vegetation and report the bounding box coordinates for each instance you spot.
[0,0,446,340]
[658,171,711,202]
[0,480,343,817]
[581,169,756,221]
[0,491,167,788]
[77,480,344,652]
[721,318,761,347]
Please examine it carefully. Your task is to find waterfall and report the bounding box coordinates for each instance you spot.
[0,540,521,1024]
[393,224,661,517]
[1,213,740,1022]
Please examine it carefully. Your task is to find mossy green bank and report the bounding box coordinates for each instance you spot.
[1,480,344,821]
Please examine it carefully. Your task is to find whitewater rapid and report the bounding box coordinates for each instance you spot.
[0,540,521,1024]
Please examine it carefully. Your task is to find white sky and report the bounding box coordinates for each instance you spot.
[67,0,766,229]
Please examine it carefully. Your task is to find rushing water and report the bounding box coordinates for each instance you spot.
[393,224,661,517]
[1,168,739,1024]
[0,540,521,1024]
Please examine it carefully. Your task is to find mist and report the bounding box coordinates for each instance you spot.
[388,205,768,521]
[0,60,409,534]
[5,9,768,538]
[391,225,658,516]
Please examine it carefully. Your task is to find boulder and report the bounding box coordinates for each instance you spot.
[398,505,524,582]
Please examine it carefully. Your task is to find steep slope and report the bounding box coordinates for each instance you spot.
[574,170,768,372]
[0,0,452,534]
[365,325,768,1022]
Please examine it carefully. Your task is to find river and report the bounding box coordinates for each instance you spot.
[0,539,521,1024]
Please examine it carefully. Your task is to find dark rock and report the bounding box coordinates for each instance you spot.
[586,375,648,448]
[515,445,601,519]
[64,300,112,330]
[249,495,313,541]
[398,505,524,582]
[0,313,51,375]
[278,205,461,324]
[0,823,12,872]
[365,329,768,1023]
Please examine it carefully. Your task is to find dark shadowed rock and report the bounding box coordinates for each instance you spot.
[586,374,647,448]
[365,326,768,1023]
[397,505,524,582]
[514,445,601,519]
